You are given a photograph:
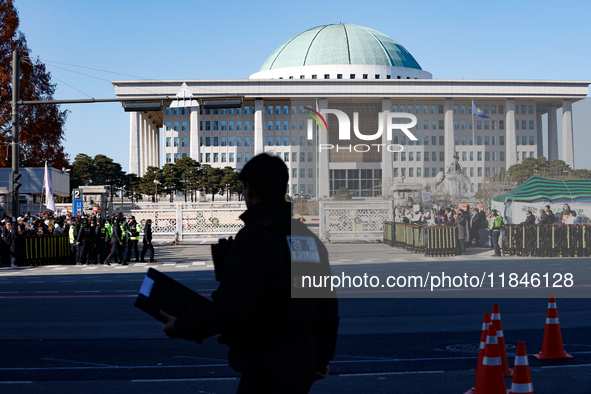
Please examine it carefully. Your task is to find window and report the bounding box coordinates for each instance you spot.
[362,74,368,79]
[299,120,305,130]
[522,121,527,130]
[409,168,414,177]
[300,152,305,162]
[409,152,414,161]
[284,152,289,162]
[424,120,429,130]
[166,153,171,163]
[220,121,226,131]
[492,136,496,145]
[484,136,489,145]
[423,105,428,114]
[461,105,466,114]
[417,152,421,161]
[213,137,219,147]
[267,121,273,131]
[292,152,297,162]
[308,168,313,178]
[292,168,297,178]
[499,105,504,115]
[431,136,436,146]
[431,105,436,114]
[205,137,211,147]
[199,137,203,147]
[229,153,234,162]
[522,136,527,146]
[425,168,430,177]
[529,136,535,145]
[244,121,250,131]
[529,120,534,130]
[229,121,234,131]
[174,137,179,147]
[455,136,460,145]
[499,136,504,146]
[166,121,172,131]
[166,107,171,116]
[462,151,467,161]
[521,105,526,115]
[200,121,203,131]
[174,121,179,131]
[300,168,305,178]
[499,120,504,130]
[438,104,443,114]
[221,153,227,163]
[229,137,234,147]
[401,136,406,145]
[350,74,355,79]
[308,184,314,195]
[470,167,474,177]
[237,137,242,147]
[461,120,466,130]
[337,74,342,79]
[484,105,489,114]
[439,152,445,161]
[205,109,210,115]
[477,120,482,130]
[500,151,505,161]
[454,105,459,114]
[454,120,459,130]
[308,152,313,162]
[245,137,250,147]
[182,121,187,131]
[166,137,171,147]
[275,136,281,146]
[439,136,444,145]
[276,120,281,131]
[267,137,273,146]
[245,152,250,162]
[491,105,496,114]
[493,151,497,161]
[393,152,398,161]
[470,151,474,161]
[461,136,467,145]
[522,152,527,161]
[182,137,187,147]
[213,121,218,131]
[212,153,218,163]
[469,136,473,146]
[485,152,490,161]
[423,136,429,146]
[478,167,482,177]
[484,120,489,130]
[492,120,496,130]
[401,152,406,161]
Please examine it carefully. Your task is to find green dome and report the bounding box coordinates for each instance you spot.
[259,24,422,72]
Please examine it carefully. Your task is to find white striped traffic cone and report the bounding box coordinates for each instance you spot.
[509,341,534,394]
[532,293,573,360]
[475,325,508,394]
[464,313,492,394]
[492,303,513,377]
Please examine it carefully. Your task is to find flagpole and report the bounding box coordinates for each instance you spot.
[472,101,475,191]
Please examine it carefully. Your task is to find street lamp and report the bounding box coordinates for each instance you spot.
[153,177,160,203]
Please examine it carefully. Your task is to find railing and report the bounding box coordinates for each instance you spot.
[504,224,591,257]
[383,222,459,257]
[23,234,71,266]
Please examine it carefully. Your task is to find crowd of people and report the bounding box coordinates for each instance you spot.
[0,212,155,267]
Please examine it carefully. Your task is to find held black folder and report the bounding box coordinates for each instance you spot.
[134,268,212,323]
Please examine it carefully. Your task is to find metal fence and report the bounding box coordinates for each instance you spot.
[23,234,70,266]
[383,222,459,257]
[319,200,393,242]
[117,202,246,241]
[504,224,591,257]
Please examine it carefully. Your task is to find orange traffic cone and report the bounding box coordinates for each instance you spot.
[475,325,508,394]
[464,313,493,394]
[492,303,513,377]
[300,216,305,223]
[532,293,573,360]
[509,341,533,394]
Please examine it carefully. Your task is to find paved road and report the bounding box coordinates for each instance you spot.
[1,241,590,393]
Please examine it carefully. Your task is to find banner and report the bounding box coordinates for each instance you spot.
[43,162,56,212]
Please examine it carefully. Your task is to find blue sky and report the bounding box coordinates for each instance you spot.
[14,0,591,173]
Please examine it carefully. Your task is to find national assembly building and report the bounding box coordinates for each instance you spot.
[112,23,589,199]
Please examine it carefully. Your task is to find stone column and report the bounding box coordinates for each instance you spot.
[536,110,544,158]
[505,99,517,169]
[147,123,153,170]
[129,112,140,176]
[444,98,454,172]
[189,106,200,162]
[562,100,574,169]
[155,128,160,168]
[381,98,392,197]
[254,99,264,156]
[547,105,558,162]
[138,114,146,177]
[317,99,330,199]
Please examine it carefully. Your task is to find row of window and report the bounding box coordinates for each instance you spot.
[291,168,315,178]
[165,152,187,163]
[289,184,314,195]
[393,167,502,179]
[200,136,251,147]
[201,120,251,131]
[200,152,251,164]
[286,74,412,80]
[267,152,314,163]
[199,105,312,116]
[165,107,188,116]
[394,135,507,146]
[165,137,187,148]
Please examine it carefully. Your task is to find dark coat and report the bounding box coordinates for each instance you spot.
[143,223,153,243]
[521,215,536,225]
[174,200,339,379]
[457,214,468,239]
[110,223,122,244]
[546,211,556,224]
[540,213,552,225]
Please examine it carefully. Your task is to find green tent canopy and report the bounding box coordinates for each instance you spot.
[492,175,591,203]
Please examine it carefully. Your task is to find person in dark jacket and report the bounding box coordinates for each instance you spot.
[544,205,556,224]
[12,217,26,266]
[560,204,572,224]
[539,209,552,225]
[140,219,156,262]
[103,217,123,266]
[457,210,468,254]
[94,218,108,265]
[521,210,536,225]
[76,218,93,265]
[159,154,339,394]
[470,208,481,246]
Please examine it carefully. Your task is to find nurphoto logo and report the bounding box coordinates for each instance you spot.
[305,108,418,153]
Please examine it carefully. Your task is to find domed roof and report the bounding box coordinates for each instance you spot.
[259,24,422,72]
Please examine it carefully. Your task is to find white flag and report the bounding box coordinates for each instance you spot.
[43,162,56,212]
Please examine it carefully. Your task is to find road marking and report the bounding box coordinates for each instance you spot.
[75,291,100,293]
[52,267,68,270]
[134,263,148,267]
[58,281,75,283]
[114,266,129,269]
[192,262,206,266]
[175,265,190,268]
[133,378,237,383]
[340,371,444,377]
[27,281,44,283]
[94,280,112,282]
[82,267,97,270]
[35,291,58,294]
[539,363,591,369]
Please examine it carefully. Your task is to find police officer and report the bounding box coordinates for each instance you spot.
[69,218,77,265]
[103,217,124,266]
[491,209,504,257]
[140,219,156,262]
[76,218,93,265]
[95,218,108,265]
[125,216,141,263]
[159,154,339,393]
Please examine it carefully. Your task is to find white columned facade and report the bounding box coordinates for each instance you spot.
[254,99,264,156]
[562,100,574,169]
[536,110,544,158]
[443,98,454,172]
[138,114,145,177]
[317,98,330,199]
[505,99,517,169]
[381,98,392,197]
[189,106,200,162]
[155,128,160,168]
[547,105,558,162]
[129,112,140,176]
[147,123,153,169]
[152,124,157,167]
